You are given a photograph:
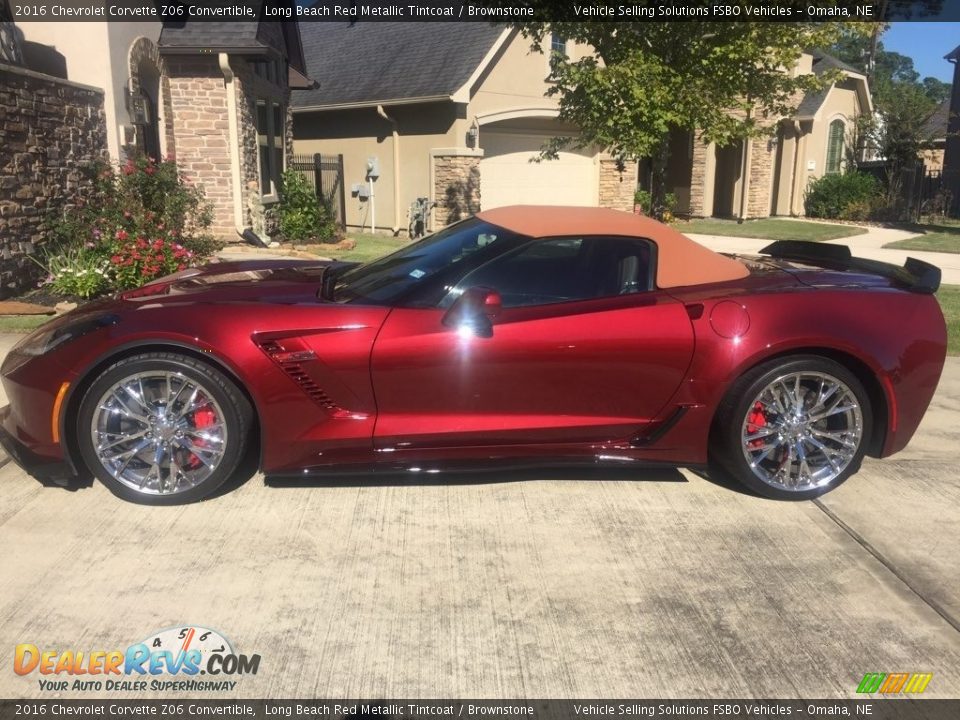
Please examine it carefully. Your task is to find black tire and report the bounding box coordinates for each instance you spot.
[712,355,872,500]
[76,352,252,505]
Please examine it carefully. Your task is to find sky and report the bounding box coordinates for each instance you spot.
[883,22,960,82]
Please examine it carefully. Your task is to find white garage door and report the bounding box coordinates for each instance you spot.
[480,131,597,210]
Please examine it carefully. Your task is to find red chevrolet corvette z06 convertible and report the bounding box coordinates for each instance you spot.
[0,206,947,504]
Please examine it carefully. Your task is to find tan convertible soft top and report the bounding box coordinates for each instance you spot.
[476,205,749,288]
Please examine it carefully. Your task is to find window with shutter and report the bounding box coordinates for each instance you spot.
[826,119,845,174]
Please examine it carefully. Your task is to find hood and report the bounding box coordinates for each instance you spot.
[118,259,356,305]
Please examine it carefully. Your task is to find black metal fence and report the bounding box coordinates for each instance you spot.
[858,160,952,221]
[289,153,346,230]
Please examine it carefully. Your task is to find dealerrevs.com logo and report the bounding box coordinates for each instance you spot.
[14,625,260,693]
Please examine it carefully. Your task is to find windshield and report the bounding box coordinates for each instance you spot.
[330,218,523,304]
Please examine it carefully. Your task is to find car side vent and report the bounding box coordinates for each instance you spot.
[278,363,339,411]
[258,340,340,412]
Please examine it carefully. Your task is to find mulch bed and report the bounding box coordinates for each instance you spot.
[0,290,84,317]
[0,300,55,316]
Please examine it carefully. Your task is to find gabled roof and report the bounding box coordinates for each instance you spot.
[922,98,951,142]
[796,50,871,120]
[293,22,506,110]
[158,1,308,75]
[946,45,960,61]
[809,49,864,78]
[159,21,262,53]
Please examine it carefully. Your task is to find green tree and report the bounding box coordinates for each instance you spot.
[922,77,951,104]
[277,169,338,243]
[861,78,939,213]
[829,24,949,101]
[830,23,945,218]
[501,11,862,219]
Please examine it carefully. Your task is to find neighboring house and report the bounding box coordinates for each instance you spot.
[920,97,950,173]
[11,4,310,240]
[942,44,960,215]
[658,50,872,220]
[292,23,636,232]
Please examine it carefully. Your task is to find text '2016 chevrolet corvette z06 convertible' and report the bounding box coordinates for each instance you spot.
[0,206,947,504]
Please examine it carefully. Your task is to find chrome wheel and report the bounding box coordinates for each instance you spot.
[90,372,228,496]
[740,370,864,492]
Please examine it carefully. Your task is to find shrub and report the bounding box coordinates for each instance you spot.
[42,157,222,297]
[38,245,111,299]
[804,172,880,220]
[839,199,874,221]
[634,189,678,222]
[277,169,338,243]
[108,236,196,290]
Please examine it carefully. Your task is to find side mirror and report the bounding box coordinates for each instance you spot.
[442,286,502,338]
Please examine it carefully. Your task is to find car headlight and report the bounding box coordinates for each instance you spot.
[11,314,120,359]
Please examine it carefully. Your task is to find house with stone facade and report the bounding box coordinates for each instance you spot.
[654,50,872,220]
[294,27,870,231]
[292,23,636,233]
[1,3,310,297]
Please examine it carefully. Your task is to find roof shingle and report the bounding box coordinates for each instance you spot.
[795,50,866,119]
[922,97,952,142]
[293,22,505,109]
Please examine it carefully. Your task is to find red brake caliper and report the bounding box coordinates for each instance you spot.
[184,407,215,468]
[747,401,767,448]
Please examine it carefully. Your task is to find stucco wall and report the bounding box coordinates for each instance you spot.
[16,21,161,162]
[0,62,107,299]
[470,32,556,121]
[292,32,604,232]
[802,80,861,182]
[294,102,460,232]
[922,147,945,174]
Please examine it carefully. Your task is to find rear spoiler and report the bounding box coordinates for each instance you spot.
[759,240,941,294]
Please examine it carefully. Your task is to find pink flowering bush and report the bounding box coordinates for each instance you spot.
[41,157,223,297]
[109,236,196,290]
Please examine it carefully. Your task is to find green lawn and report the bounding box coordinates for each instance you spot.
[884,232,960,254]
[324,233,411,264]
[938,285,960,356]
[0,315,48,333]
[680,218,867,242]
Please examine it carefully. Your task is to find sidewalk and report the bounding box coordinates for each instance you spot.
[687,224,960,285]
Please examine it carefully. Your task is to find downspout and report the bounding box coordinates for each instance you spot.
[789,120,803,217]
[377,104,401,234]
[738,110,753,223]
[218,53,252,242]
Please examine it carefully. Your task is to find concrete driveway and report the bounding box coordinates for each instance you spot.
[0,333,958,699]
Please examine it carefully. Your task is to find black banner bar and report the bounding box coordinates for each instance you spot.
[6,0,960,23]
[1,700,960,720]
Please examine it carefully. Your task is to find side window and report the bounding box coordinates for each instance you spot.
[444,236,653,309]
[826,118,845,175]
[256,99,285,199]
[549,33,568,68]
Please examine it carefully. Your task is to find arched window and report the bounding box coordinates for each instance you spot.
[826,119,845,174]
